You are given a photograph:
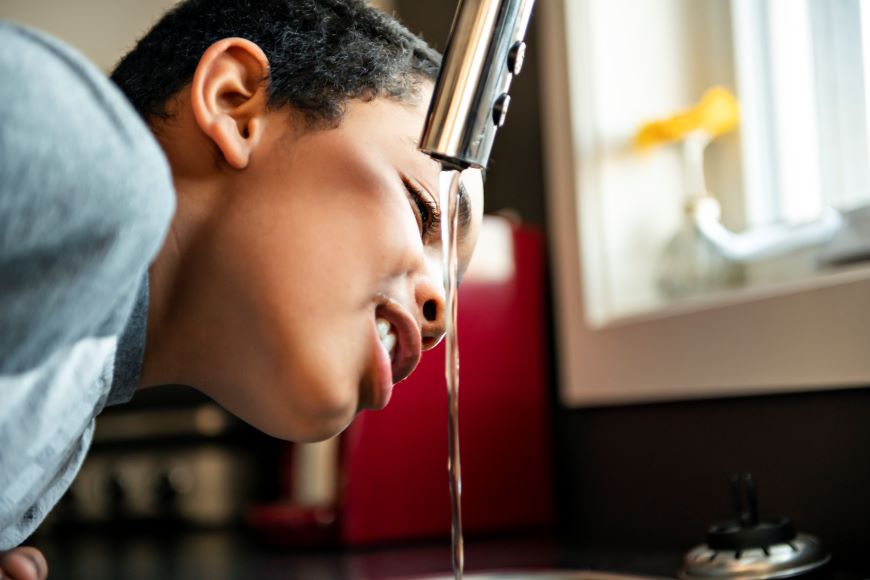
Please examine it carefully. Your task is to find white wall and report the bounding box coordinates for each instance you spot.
[0,0,180,72]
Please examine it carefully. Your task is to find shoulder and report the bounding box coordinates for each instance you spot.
[0,23,174,373]
[0,21,175,233]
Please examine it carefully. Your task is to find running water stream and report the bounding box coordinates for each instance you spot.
[440,168,464,580]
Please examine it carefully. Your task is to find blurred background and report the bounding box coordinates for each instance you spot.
[2,0,870,578]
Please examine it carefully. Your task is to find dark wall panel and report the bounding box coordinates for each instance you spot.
[556,387,870,565]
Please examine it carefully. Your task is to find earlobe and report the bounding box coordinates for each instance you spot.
[190,38,270,170]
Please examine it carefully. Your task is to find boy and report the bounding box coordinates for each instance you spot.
[0,1,484,577]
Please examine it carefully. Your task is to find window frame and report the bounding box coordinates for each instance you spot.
[538,0,870,408]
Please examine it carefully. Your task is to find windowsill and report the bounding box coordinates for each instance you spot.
[597,261,870,330]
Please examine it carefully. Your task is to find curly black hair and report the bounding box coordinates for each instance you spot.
[110,0,441,127]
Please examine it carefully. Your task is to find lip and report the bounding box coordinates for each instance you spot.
[376,297,423,385]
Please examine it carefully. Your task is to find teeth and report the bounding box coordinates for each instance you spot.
[382,332,397,358]
[376,316,397,359]
[376,317,391,338]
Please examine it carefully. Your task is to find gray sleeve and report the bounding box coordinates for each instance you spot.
[0,23,175,548]
[0,22,175,374]
[107,273,150,406]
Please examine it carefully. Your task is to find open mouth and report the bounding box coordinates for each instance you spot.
[375,301,422,384]
[376,317,398,361]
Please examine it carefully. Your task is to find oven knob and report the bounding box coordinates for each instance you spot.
[507,41,526,75]
[155,471,178,506]
[105,473,126,514]
[492,93,511,127]
[155,465,194,509]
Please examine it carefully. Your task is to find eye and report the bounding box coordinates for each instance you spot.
[403,177,441,240]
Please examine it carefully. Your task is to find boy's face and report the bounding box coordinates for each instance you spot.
[207,91,484,441]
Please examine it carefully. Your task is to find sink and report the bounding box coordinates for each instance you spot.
[407,571,673,579]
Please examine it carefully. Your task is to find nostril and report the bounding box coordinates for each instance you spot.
[423,299,438,322]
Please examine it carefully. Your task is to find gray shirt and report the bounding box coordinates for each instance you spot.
[0,22,175,548]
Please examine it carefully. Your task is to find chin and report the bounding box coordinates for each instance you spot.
[220,366,361,442]
[250,397,358,443]
[290,415,353,443]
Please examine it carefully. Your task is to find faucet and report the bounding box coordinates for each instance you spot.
[419,0,536,171]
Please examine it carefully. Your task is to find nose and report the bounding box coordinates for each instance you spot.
[416,268,446,351]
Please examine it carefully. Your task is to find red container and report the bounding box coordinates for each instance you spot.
[340,223,555,545]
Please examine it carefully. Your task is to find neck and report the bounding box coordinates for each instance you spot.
[139,180,192,389]
[138,107,236,390]
[139,163,231,383]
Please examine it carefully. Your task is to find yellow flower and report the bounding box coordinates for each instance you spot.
[635,86,740,149]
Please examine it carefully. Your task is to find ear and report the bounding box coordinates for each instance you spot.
[190,38,270,169]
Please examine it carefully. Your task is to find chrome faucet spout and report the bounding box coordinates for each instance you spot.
[419,0,536,171]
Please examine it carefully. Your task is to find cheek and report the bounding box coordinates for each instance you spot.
[308,192,423,285]
[222,155,428,436]
[274,353,361,440]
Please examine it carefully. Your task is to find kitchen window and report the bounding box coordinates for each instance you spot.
[539,0,870,406]
[736,0,870,225]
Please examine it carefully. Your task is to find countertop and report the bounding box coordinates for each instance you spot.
[31,530,684,580]
[30,530,866,579]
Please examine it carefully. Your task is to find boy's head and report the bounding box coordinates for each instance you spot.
[112,0,440,128]
[115,0,484,442]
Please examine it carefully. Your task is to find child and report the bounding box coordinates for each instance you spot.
[0,1,484,577]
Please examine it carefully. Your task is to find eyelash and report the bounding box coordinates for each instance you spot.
[404,178,441,240]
